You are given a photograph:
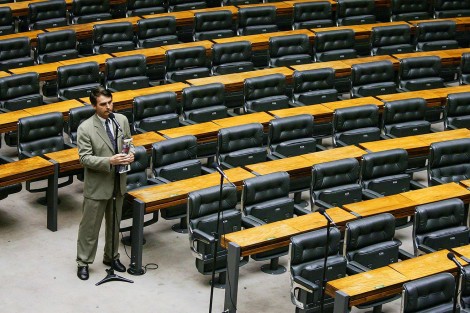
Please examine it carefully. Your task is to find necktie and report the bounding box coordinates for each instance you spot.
[105,119,116,152]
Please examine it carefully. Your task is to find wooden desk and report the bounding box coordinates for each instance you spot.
[290,61,350,78]
[413,128,470,145]
[451,245,470,263]
[393,50,454,67]
[302,145,366,164]
[437,48,470,65]
[23,100,84,119]
[143,11,195,27]
[59,54,113,72]
[213,34,271,52]
[401,182,470,206]
[212,112,273,130]
[43,148,80,174]
[131,132,166,151]
[341,55,399,70]
[269,104,333,124]
[460,179,470,189]
[429,85,470,105]
[0,110,32,133]
[112,47,166,65]
[343,194,417,218]
[313,25,369,40]
[376,90,442,109]
[0,71,9,77]
[9,62,61,81]
[161,40,214,57]
[407,18,465,32]
[158,122,222,144]
[0,30,44,46]
[322,97,384,111]
[237,2,292,16]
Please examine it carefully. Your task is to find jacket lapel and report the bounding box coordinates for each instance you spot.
[93,114,115,153]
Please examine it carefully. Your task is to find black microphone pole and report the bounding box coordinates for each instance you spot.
[448,252,464,313]
[318,208,335,313]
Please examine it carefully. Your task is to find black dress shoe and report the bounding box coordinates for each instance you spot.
[103,259,126,272]
[77,266,89,280]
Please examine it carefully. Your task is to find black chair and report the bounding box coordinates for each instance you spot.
[292,1,334,30]
[289,227,346,312]
[0,7,14,36]
[401,273,456,313]
[413,198,469,255]
[415,21,459,52]
[188,184,246,286]
[460,52,470,85]
[428,138,470,186]
[152,136,213,232]
[243,74,291,113]
[126,0,165,16]
[65,105,95,145]
[35,30,79,64]
[222,0,260,5]
[444,92,470,130]
[164,46,210,84]
[132,92,180,133]
[398,56,444,91]
[336,0,375,26]
[211,41,254,75]
[382,98,431,139]
[181,83,228,124]
[105,55,149,92]
[217,123,267,169]
[168,0,205,12]
[434,0,470,18]
[27,0,68,30]
[241,172,294,274]
[92,22,135,54]
[0,37,34,71]
[237,6,278,36]
[194,11,235,41]
[0,73,43,112]
[370,25,414,56]
[57,62,101,101]
[268,34,312,67]
[461,266,470,310]
[0,155,22,200]
[332,105,381,147]
[313,29,357,62]
[292,68,339,106]
[391,0,430,21]
[70,0,112,24]
[136,17,179,48]
[311,158,363,209]
[350,61,397,98]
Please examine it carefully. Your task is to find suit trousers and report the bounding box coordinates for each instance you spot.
[76,195,123,267]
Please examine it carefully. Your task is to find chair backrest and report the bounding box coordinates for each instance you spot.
[127,0,165,16]
[268,114,316,157]
[292,68,337,105]
[445,92,470,129]
[345,213,401,269]
[244,73,289,112]
[314,29,356,61]
[137,17,178,48]
[382,98,430,137]
[194,10,234,41]
[0,37,31,63]
[401,273,455,313]
[28,0,67,29]
[18,112,65,159]
[360,149,410,195]
[0,7,14,35]
[105,55,149,91]
[0,73,42,111]
[333,104,381,146]
[57,62,100,100]
[461,53,470,85]
[434,0,470,18]
[415,21,458,51]
[165,46,209,82]
[370,25,413,55]
[292,1,333,29]
[67,105,96,144]
[168,0,206,12]
[428,138,470,184]
[238,6,278,35]
[211,41,254,75]
[268,34,311,67]
[126,146,149,191]
[311,158,362,207]
[133,92,179,132]
[181,83,227,123]
[217,123,266,168]
[351,60,396,97]
[36,30,78,63]
[391,0,430,21]
[400,56,442,80]
[93,22,135,54]
[336,0,375,25]
[71,0,112,24]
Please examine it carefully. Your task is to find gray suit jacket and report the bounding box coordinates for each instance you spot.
[77,113,133,200]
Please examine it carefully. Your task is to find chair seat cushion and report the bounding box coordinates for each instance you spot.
[95,41,135,54]
[349,240,401,270]
[421,226,469,251]
[0,183,22,200]
[128,7,166,16]
[185,105,227,123]
[241,25,278,36]
[272,137,317,157]
[212,61,254,75]
[401,77,445,91]
[373,44,414,55]
[157,159,202,181]
[296,89,338,105]
[139,35,179,48]
[195,30,235,41]
[435,10,470,18]
[171,1,205,11]
[73,13,112,24]
[59,83,101,100]
[31,18,68,30]
[271,54,312,67]
[246,95,290,112]
[0,25,14,36]
[393,12,430,21]
[294,20,334,29]
[339,15,375,26]
[315,183,362,207]
[137,113,179,132]
[353,82,397,97]
[222,147,266,167]
[447,116,470,129]
[166,67,210,83]
[385,121,431,138]
[417,40,459,52]
[107,76,149,91]
[316,49,356,62]
[0,57,34,71]
[336,127,381,146]
[38,49,79,64]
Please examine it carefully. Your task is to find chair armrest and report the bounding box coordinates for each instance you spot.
[362,189,383,199]
[267,152,285,160]
[107,88,119,93]
[399,249,415,260]
[152,176,172,184]
[289,101,304,108]
[64,143,76,149]
[149,81,160,87]
[147,177,164,185]
[314,199,334,209]
[293,275,319,293]
[382,133,397,139]
[294,204,311,216]
[446,124,458,130]
[418,244,436,254]
[227,111,238,117]
[134,127,148,134]
[347,261,371,274]
[192,228,215,244]
[410,180,426,190]
[334,139,349,147]
[219,161,234,169]
[58,95,70,101]
[20,151,35,159]
[201,165,215,174]
[431,176,447,186]
[315,144,327,151]
[0,154,14,164]
[180,119,197,126]
[242,215,265,228]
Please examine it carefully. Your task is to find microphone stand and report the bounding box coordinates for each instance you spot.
[319,215,331,313]
[448,253,464,313]
[96,118,133,286]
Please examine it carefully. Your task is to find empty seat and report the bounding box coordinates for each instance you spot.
[168,0,205,12]
[93,22,135,54]
[350,61,397,98]
[292,68,338,105]
[57,62,101,100]
[0,37,34,71]
[336,0,375,26]
[243,74,291,113]
[0,7,14,36]
[126,0,165,16]
[70,0,112,24]
[0,73,43,111]
[35,30,79,64]
[434,0,470,18]
[382,98,431,138]
[27,0,68,30]
[398,56,444,91]
[313,29,357,62]
[445,92,470,130]
[391,0,430,21]
[461,52,470,85]
[370,25,414,56]
[211,41,254,75]
[237,7,278,36]
[194,11,235,41]
[222,0,261,4]
[136,17,179,48]
[415,21,459,52]
[428,138,470,186]
[164,46,210,83]
[181,83,227,124]
[105,55,149,92]
[268,34,312,67]
[292,1,334,30]
[133,92,179,133]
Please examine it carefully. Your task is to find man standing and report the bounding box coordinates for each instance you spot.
[76,87,134,280]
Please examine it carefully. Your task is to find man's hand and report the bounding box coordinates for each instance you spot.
[109,153,134,165]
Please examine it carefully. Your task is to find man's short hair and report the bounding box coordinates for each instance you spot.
[89,86,112,106]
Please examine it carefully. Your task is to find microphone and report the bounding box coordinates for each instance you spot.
[317,207,337,226]
[447,252,465,270]
[108,112,122,133]
[212,162,236,187]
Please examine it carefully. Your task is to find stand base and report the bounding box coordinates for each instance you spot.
[210,273,226,289]
[261,263,286,275]
[95,268,134,286]
[127,265,145,276]
[171,223,188,234]
[37,196,61,206]
[121,235,146,246]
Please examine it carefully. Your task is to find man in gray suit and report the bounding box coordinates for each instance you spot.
[76,87,134,280]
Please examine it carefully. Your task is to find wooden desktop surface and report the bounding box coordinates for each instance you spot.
[429,85,470,104]
[322,97,384,111]
[112,47,166,64]
[0,71,9,77]
[59,54,113,72]
[0,156,54,187]
[377,90,442,108]
[9,62,61,81]
[312,25,369,40]
[301,145,367,164]
[451,245,470,262]
[413,128,470,145]
[460,179,470,189]
[343,194,417,218]
[269,104,333,123]
[212,112,273,129]
[158,122,222,143]
[143,11,195,27]
[23,100,84,119]
[400,182,470,206]
[0,110,32,133]
[290,61,350,77]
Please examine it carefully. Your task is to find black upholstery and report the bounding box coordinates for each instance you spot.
[36,30,79,64]
[336,0,375,26]
[461,52,470,85]
[415,21,459,52]
[292,1,334,30]
[222,0,261,5]
[351,60,397,98]
[445,92,470,130]
[413,198,469,255]
[293,68,338,105]
[399,56,444,91]
[168,0,206,12]
[289,227,346,312]
[0,37,34,71]
[127,0,165,16]
[28,0,67,30]
[211,41,254,75]
[57,62,101,100]
[165,46,210,83]
[0,7,14,36]
[268,34,312,67]
[194,11,235,41]
[105,55,149,92]
[434,0,470,18]
[217,123,266,169]
[133,92,179,133]
[237,6,278,36]
[401,273,455,313]
[0,155,22,201]
[461,265,470,309]
[70,0,112,24]
[136,17,179,48]
[370,25,414,55]
[391,0,430,21]
[314,29,357,62]
[93,22,135,54]
[332,105,381,147]
[0,73,43,111]
[66,105,95,145]
[244,74,290,113]
[428,138,470,186]
[311,158,362,208]
[181,83,227,124]
[382,98,431,138]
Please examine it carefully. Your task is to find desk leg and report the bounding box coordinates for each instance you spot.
[333,291,350,313]
[46,161,59,232]
[224,242,240,313]
[128,199,145,276]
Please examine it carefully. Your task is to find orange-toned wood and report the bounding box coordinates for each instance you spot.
[407,18,465,32]
[143,11,195,27]
[213,34,270,51]
[0,71,9,77]
[343,194,417,218]
[437,48,470,65]
[237,2,292,16]
[290,61,350,77]
[401,182,470,205]
[460,180,470,189]
[269,104,333,124]
[359,136,428,157]
[43,148,80,173]
[0,156,54,187]
[284,207,356,231]
[322,97,384,111]
[313,25,369,40]
[341,55,399,70]
[9,62,61,81]
[245,155,313,177]
[457,17,470,31]
[58,54,113,72]
[0,110,32,133]
[0,0,43,17]
[377,90,442,108]
[0,30,42,44]
[413,128,470,145]
[131,132,165,151]
[430,85,470,105]
[23,100,84,119]
[112,47,166,64]
[158,122,222,144]
[161,41,214,57]
[191,6,238,16]
[393,50,454,67]
[212,112,273,130]
[451,245,470,261]
[302,145,367,164]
